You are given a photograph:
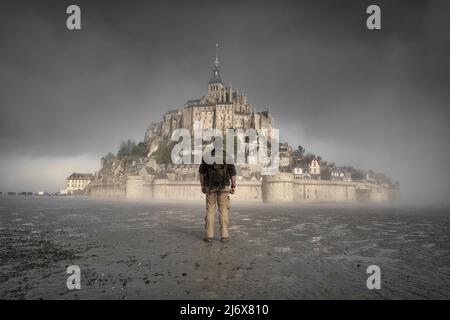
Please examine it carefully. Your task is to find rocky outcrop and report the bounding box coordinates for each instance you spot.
[86,157,146,195]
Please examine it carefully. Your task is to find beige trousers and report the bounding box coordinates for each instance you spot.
[205,188,231,239]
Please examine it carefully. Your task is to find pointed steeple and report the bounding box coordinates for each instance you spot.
[209,43,223,85]
[214,43,219,68]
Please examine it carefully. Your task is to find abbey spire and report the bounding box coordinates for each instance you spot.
[209,43,223,85]
[214,43,219,69]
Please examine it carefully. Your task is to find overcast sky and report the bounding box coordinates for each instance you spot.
[1,0,449,205]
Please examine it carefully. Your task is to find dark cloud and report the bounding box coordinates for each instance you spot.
[0,0,449,204]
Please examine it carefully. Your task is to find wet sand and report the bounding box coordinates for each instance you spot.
[0,196,449,299]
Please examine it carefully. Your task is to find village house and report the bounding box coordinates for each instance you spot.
[293,166,310,180]
[293,159,311,180]
[309,159,321,180]
[331,167,352,182]
[279,143,293,172]
[365,171,377,184]
[65,173,93,194]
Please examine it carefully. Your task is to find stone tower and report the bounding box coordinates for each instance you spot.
[207,43,224,101]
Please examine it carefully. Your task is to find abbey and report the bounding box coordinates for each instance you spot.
[144,45,274,154]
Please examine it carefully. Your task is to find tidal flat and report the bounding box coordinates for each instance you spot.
[0,196,449,299]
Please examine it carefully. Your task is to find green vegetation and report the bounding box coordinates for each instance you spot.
[117,139,136,158]
[100,140,149,169]
[151,138,177,164]
[116,139,148,161]
[101,152,116,166]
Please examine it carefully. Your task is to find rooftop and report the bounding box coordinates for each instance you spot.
[66,173,93,180]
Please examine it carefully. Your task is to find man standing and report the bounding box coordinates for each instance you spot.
[199,147,236,243]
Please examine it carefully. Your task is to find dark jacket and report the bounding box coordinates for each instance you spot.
[199,159,236,187]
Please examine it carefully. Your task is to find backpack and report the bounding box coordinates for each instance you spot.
[207,163,229,188]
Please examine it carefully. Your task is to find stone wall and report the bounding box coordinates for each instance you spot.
[124,176,262,202]
[262,173,294,202]
[89,184,126,198]
[292,180,357,203]
[117,173,396,204]
[354,182,398,203]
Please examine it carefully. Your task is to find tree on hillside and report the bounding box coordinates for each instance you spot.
[297,145,305,155]
[374,172,392,186]
[351,170,364,181]
[320,166,332,180]
[304,153,314,162]
[117,139,137,158]
[116,139,149,161]
[132,142,148,158]
[151,139,177,164]
[101,152,115,167]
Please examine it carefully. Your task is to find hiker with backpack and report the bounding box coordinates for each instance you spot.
[199,138,236,243]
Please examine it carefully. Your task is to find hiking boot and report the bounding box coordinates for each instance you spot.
[203,237,213,243]
[220,237,230,243]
